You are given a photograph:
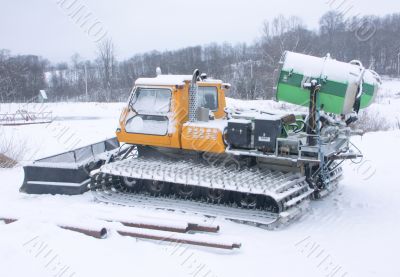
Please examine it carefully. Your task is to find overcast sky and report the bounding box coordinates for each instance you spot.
[0,0,397,63]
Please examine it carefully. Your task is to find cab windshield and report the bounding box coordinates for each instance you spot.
[130,87,171,115]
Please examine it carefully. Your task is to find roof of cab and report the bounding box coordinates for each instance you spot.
[135,74,223,86]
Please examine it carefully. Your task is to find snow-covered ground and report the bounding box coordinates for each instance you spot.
[1,78,399,277]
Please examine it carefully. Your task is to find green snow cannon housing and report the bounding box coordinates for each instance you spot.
[275,51,382,115]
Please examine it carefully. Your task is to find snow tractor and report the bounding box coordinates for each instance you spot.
[20,51,381,227]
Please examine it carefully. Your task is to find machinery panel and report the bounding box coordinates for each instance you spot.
[254,119,282,152]
[227,120,252,149]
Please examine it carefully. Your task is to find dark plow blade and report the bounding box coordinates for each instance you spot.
[20,138,120,195]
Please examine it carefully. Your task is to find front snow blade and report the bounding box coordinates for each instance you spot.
[20,138,119,195]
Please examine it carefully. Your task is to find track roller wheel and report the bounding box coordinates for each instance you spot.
[260,196,282,214]
[236,192,258,209]
[173,184,198,199]
[121,177,142,192]
[146,180,169,196]
[204,188,228,204]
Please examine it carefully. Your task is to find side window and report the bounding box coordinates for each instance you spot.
[125,115,169,136]
[198,87,218,111]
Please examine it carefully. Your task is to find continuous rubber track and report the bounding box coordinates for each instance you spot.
[91,185,311,229]
[88,156,323,228]
[97,157,314,210]
[94,189,280,228]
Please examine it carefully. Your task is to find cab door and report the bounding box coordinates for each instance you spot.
[118,86,173,147]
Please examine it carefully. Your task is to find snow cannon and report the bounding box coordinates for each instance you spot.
[275,51,381,115]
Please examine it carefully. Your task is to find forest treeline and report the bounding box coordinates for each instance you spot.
[1,11,400,102]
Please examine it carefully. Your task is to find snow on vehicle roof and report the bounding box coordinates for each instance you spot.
[135,75,223,86]
[136,75,192,86]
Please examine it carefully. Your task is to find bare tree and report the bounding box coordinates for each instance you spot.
[319,11,346,37]
[97,38,115,101]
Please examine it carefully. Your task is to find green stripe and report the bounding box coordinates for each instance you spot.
[360,94,373,109]
[277,70,378,113]
[363,83,375,97]
[277,83,346,114]
[279,70,348,98]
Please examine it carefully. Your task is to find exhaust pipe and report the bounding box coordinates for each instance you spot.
[189,69,200,122]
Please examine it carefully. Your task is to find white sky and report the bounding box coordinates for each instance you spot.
[0,0,397,62]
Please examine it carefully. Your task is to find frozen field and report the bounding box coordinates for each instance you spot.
[0,78,399,277]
